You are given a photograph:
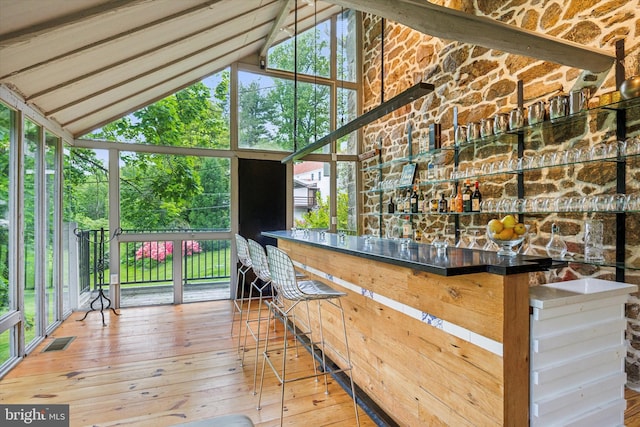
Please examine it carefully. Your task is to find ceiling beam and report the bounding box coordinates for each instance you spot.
[259,0,293,60]
[327,0,615,73]
[0,0,227,80]
[0,0,150,47]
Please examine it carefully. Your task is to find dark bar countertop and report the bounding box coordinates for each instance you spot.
[263,230,556,277]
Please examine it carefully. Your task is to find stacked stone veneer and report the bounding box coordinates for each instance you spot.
[359,0,640,385]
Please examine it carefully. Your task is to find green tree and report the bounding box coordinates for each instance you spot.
[238,29,331,151]
[238,81,273,148]
[295,191,350,231]
[68,78,231,231]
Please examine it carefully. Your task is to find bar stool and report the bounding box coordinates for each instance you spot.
[242,239,276,393]
[257,245,359,426]
[232,234,253,354]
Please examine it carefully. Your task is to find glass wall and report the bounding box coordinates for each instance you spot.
[23,119,39,347]
[0,103,13,369]
[259,11,360,232]
[337,161,357,233]
[0,103,10,320]
[44,132,58,327]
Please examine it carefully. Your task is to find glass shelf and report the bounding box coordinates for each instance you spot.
[553,258,640,271]
[362,208,640,216]
[410,152,639,187]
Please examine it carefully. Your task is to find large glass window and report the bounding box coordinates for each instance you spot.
[337,161,357,233]
[84,73,231,150]
[337,9,357,83]
[118,153,230,231]
[23,119,39,346]
[268,19,331,78]
[238,71,330,153]
[293,161,330,229]
[44,132,58,327]
[0,103,11,320]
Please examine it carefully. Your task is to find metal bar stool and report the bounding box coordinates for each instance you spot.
[232,234,253,355]
[242,239,276,393]
[257,245,359,427]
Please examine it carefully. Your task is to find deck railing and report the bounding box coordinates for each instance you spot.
[77,229,231,290]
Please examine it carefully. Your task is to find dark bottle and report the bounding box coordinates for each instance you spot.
[438,193,448,213]
[462,180,472,212]
[410,186,419,213]
[388,196,395,214]
[471,181,482,212]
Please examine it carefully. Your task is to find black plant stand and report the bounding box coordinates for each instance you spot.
[76,228,119,326]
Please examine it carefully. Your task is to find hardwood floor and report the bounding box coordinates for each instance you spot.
[0,301,372,427]
[1,300,640,426]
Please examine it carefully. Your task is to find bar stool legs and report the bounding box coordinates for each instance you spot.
[232,234,253,356]
[241,274,273,393]
[255,245,360,426]
[256,298,359,426]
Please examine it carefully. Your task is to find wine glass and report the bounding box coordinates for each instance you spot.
[467,229,481,249]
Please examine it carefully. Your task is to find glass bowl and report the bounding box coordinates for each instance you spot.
[486,225,527,256]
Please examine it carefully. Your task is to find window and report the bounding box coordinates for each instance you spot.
[237,72,330,153]
[118,153,230,232]
[267,19,331,78]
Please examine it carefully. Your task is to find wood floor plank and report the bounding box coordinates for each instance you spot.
[1,301,375,427]
[2,300,640,426]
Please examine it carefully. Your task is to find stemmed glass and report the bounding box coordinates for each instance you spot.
[467,229,481,249]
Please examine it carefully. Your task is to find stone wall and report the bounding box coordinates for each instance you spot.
[359,0,640,385]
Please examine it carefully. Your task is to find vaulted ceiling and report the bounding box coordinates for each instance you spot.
[0,0,343,138]
[0,0,614,139]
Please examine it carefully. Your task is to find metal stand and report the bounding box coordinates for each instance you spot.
[76,228,119,326]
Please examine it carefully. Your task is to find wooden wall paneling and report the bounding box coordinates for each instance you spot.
[278,239,528,425]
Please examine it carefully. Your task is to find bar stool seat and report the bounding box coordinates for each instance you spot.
[296,280,345,298]
[257,245,359,426]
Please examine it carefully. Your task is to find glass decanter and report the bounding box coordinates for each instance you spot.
[545,223,567,259]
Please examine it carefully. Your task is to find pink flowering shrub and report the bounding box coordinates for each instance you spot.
[136,240,202,263]
[182,240,202,255]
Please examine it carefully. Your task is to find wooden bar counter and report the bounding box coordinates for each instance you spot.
[263,230,554,426]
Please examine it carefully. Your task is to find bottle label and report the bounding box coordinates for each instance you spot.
[472,199,480,211]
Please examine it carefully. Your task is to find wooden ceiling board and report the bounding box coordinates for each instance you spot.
[49,37,264,132]
[30,18,275,115]
[58,42,262,136]
[12,3,279,99]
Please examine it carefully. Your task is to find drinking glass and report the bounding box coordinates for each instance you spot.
[509,107,526,130]
[590,142,607,160]
[626,136,640,156]
[584,220,604,263]
[627,193,640,211]
[480,199,496,212]
[455,125,468,146]
[468,229,481,249]
[480,118,494,138]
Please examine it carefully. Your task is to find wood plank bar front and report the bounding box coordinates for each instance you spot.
[276,238,529,426]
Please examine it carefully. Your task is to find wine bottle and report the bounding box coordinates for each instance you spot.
[455,184,463,213]
[388,196,395,214]
[418,189,425,213]
[462,180,472,212]
[402,217,412,239]
[410,186,419,213]
[449,185,457,212]
[438,193,448,213]
[471,181,482,212]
